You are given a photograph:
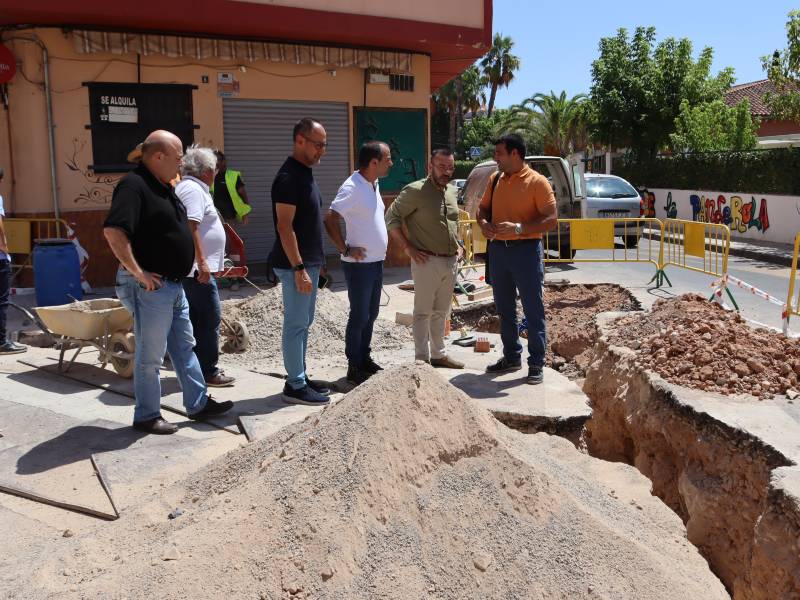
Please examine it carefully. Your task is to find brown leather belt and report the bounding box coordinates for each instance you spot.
[420,249,456,258]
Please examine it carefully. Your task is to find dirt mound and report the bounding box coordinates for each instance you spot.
[451,284,639,378]
[220,286,411,372]
[608,294,800,399]
[39,365,726,600]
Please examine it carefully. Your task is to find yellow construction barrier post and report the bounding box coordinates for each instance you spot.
[542,218,665,282]
[785,233,800,334]
[659,219,735,307]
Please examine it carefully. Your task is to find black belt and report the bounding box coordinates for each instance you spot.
[489,238,539,247]
[121,267,182,283]
[420,249,457,258]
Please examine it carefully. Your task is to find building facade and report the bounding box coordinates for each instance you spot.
[0,1,491,284]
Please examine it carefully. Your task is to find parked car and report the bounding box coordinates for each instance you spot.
[453,178,467,205]
[584,173,643,248]
[461,156,585,259]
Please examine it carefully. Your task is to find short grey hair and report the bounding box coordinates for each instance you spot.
[181,145,217,177]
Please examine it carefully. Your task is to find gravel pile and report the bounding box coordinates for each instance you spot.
[608,294,800,400]
[43,365,727,599]
[220,286,411,372]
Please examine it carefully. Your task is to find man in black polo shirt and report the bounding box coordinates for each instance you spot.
[104,130,233,435]
[269,118,331,406]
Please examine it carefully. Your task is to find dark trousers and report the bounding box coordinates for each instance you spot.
[488,240,546,367]
[0,259,9,344]
[342,260,383,366]
[182,275,221,379]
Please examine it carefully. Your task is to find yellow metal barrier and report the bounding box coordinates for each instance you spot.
[785,233,800,332]
[5,217,71,271]
[542,218,664,270]
[659,218,729,280]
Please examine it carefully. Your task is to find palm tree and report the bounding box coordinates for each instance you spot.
[434,78,459,151]
[511,91,589,157]
[457,66,487,130]
[480,33,521,117]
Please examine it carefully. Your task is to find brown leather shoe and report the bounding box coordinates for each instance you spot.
[430,356,465,369]
[205,372,235,387]
[133,416,178,435]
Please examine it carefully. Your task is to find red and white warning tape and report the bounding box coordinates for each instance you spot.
[711,273,792,334]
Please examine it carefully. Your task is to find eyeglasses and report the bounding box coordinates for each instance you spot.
[302,135,327,150]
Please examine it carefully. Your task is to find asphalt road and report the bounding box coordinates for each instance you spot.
[548,244,795,333]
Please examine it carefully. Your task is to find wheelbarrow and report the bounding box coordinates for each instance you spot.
[215,223,251,353]
[30,299,136,378]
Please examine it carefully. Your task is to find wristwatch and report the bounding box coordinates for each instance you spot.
[514,223,523,235]
[293,263,306,272]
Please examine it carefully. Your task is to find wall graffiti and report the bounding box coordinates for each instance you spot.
[689,193,770,234]
[642,189,657,218]
[664,191,677,219]
[65,138,120,207]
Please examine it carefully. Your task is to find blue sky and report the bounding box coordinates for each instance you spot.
[492,0,797,108]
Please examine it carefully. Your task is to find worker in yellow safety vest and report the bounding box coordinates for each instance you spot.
[211,150,252,224]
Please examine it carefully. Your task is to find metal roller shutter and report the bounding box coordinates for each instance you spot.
[221,99,350,262]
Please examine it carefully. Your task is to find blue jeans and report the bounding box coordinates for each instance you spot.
[0,259,9,344]
[488,240,546,367]
[182,275,221,379]
[116,269,207,422]
[273,265,321,390]
[342,260,382,366]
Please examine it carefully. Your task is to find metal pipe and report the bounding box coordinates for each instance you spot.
[41,44,60,228]
[5,35,59,230]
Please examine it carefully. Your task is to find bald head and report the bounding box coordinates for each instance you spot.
[141,130,184,185]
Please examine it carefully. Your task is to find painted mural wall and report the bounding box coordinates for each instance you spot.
[641,188,800,245]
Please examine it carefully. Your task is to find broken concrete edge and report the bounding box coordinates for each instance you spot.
[595,311,794,468]
[587,310,800,596]
[0,465,119,522]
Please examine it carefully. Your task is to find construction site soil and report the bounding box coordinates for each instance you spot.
[18,365,727,600]
[607,294,800,400]
[220,287,411,373]
[450,284,639,379]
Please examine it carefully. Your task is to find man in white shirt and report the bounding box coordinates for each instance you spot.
[176,146,235,387]
[0,167,27,355]
[324,141,392,385]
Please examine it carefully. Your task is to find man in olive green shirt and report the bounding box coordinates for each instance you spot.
[385,149,464,368]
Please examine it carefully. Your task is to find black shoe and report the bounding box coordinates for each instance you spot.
[306,377,331,395]
[346,364,370,385]
[486,357,522,373]
[362,357,383,374]
[189,396,234,420]
[527,365,544,385]
[0,341,27,355]
[282,384,330,406]
[133,416,178,435]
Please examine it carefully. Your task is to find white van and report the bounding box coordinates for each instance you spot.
[461,156,585,259]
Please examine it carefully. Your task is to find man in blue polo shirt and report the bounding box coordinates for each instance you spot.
[269,118,331,406]
[324,141,392,385]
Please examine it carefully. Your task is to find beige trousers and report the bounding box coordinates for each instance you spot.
[410,255,457,361]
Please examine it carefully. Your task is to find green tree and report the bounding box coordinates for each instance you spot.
[764,10,800,121]
[514,91,588,157]
[432,66,487,154]
[590,26,734,158]
[480,33,521,118]
[669,99,759,152]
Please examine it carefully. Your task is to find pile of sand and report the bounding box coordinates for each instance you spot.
[220,286,411,372]
[608,294,800,399]
[37,365,726,599]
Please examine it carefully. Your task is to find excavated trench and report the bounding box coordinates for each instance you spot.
[583,303,800,599]
[453,286,800,598]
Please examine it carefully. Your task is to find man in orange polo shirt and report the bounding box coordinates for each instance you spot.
[476,133,557,384]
